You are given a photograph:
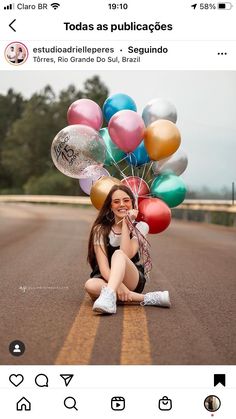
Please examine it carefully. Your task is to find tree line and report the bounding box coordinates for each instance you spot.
[0,76,109,195]
[0,76,231,199]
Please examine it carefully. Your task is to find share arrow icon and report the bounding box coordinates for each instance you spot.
[60,374,74,387]
[191,3,197,9]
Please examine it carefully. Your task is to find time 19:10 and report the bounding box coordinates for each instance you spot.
[108,3,128,9]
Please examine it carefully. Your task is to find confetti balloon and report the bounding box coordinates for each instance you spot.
[51,125,105,179]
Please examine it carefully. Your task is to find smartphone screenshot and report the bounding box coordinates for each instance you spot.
[0,0,235,417]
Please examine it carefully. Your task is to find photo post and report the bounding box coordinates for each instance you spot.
[0,1,235,417]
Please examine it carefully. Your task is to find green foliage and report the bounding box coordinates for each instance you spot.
[23,170,82,195]
[0,88,25,188]
[0,76,109,195]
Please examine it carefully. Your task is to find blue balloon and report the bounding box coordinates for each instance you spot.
[125,141,150,167]
[103,93,137,123]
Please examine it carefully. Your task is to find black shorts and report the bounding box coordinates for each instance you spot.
[90,266,146,294]
[133,270,146,293]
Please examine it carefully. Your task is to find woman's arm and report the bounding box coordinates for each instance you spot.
[94,244,111,281]
[120,212,139,259]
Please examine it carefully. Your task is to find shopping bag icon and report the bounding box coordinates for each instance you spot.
[158,396,172,411]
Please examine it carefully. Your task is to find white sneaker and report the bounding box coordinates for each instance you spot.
[93,286,117,314]
[141,291,171,308]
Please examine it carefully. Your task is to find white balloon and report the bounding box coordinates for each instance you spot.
[152,149,188,176]
[142,98,177,126]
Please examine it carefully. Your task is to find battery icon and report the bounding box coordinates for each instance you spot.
[218,2,233,8]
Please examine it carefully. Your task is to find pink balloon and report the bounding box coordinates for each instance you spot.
[108,110,145,153]
[79,165,110,195]
[67,99,103,131]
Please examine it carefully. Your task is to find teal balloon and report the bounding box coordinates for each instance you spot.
[151,174,186,208]
[99,127,125,166]
[103,93,137,122]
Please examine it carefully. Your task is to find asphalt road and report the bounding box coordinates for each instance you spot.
[0,203,236,365]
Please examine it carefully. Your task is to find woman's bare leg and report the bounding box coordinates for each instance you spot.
[84,276,144,303]
[84,278,107,301]
[107,250,144,302]
[107,250,137,289]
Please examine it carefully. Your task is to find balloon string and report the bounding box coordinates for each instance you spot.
[137,163,147,197]
[144,161,154,182]
[129,155,138,203]
[141,163,147,181]
[105,147,127,180]
[122,164,131,173]
[137,193,152,198]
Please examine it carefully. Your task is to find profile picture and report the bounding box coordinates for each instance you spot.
[4,42,28,66]
[204,395,221,412]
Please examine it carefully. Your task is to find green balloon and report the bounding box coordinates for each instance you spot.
[99,127,125,166]
[151,174,186,208]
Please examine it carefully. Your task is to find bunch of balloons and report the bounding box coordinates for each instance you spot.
[51,93,188,234]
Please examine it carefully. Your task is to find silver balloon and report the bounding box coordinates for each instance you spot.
[152,149,188,176]
[142,98,177,126]
[51,125,106,179]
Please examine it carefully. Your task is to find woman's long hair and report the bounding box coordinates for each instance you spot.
[87,184,135,270]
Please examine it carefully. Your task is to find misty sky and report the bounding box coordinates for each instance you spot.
[1,70,235,190]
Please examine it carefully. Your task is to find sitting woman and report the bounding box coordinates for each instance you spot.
[85,184,170,314]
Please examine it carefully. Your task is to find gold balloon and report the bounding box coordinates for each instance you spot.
[144,119,181,161]
[90,176,121,209]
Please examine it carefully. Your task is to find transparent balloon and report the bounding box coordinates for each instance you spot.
[51,125,106,179]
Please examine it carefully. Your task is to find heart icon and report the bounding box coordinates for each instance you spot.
[9,374,24,387]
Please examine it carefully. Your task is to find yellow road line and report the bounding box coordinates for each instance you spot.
[121,306,152,364]
[55,296,100,365]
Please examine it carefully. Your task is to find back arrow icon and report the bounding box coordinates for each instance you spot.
[9,19,16,32]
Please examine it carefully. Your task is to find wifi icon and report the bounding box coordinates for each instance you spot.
[51,2,60,9]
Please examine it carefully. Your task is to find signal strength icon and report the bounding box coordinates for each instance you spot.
[4,3,14,9]
[51,2,60,9]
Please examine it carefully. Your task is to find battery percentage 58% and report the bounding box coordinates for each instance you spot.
[199,3,216,9]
